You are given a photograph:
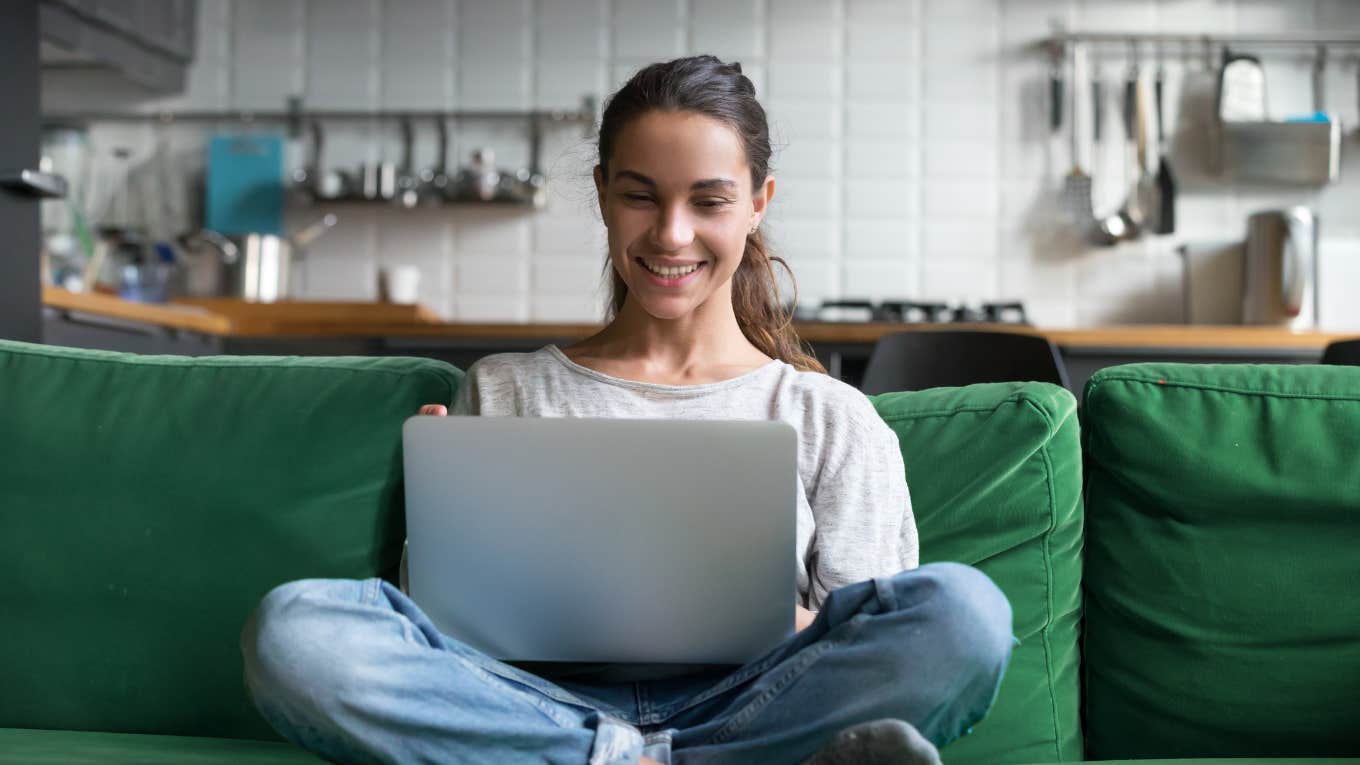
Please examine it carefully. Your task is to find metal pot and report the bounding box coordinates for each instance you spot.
[180,214,337,302]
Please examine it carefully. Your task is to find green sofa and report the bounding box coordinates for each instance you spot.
[1,338,1357,765]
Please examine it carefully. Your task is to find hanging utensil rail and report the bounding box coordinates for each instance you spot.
[40,95,598,179]
[1041,30,1360,59]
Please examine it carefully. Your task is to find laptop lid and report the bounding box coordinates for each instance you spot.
[402,416,797,664]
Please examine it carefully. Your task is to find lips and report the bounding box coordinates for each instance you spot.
[641,259,703,267]
[635,257,707,286]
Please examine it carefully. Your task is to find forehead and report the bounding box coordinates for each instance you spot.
[609,111,750,189]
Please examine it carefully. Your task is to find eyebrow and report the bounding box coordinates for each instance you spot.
[614,170,737,192]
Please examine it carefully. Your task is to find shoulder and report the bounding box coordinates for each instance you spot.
[455,347,560,415]
[772,364,885,425]
[462,346,557,383]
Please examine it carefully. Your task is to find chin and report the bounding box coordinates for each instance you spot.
[636,298,699,321]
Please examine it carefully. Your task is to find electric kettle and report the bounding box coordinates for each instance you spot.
[1242,208,1318,328]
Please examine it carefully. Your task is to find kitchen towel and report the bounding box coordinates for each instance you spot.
[206,134,284,236]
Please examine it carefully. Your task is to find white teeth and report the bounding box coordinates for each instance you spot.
[642,261,700,278]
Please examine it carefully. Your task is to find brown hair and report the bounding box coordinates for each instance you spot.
[597,55,826,374]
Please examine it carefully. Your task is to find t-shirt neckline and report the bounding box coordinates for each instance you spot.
[543,344,784,393]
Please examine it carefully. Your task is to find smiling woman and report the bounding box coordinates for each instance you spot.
[241,55,1012,765]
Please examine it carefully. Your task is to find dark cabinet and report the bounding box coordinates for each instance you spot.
[1,1,43,343]
[39,0,196,93]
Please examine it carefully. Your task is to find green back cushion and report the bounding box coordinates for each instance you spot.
[870,383,1084,765]
[1082,363,1360,758]
[0,340,461,741]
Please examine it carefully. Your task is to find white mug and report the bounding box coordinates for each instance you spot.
[379,265,422,304]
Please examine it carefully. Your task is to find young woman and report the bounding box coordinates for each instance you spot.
[241,56,1013,765]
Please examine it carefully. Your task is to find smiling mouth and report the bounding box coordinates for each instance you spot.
[636,258,706,278]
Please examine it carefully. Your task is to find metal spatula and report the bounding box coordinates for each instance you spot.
[1061,46,1096,228]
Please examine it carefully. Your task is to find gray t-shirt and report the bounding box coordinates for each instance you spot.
[396,344,917,681]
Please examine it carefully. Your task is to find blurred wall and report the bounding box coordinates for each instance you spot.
[42,0,1360,327]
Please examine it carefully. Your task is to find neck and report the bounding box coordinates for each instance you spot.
[594,290,767,372]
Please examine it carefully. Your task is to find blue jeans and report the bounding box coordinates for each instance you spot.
[240,562,1013,765]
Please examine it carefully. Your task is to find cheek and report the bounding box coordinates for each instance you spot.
[701,220,748,264]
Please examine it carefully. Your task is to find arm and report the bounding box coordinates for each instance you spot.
[805,395,918,608]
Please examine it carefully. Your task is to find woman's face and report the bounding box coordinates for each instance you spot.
[595,110,773,321]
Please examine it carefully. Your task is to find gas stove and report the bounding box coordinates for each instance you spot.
[794,300,1031,325]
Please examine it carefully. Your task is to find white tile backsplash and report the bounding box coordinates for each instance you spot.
[533,215,607,256]
[843,259,919,299]
[62,0,1360,327]
[846,140,916,178]
[770,219,840,262]
[924,140,999,178]
[536,0,608,60]
[457,254,528,293]
[305,0,379,110]
[612,0,684,59]
[844,220,917,259]
[768,101,840,141]
[844,179,919,218]
[381,0,455,109]
[765,59,842,99]
[535,58,606,111]
[922,257,999,300]
[453,208,531,255]
[845,59,917,101]
[530,293,607,322]
[454,294,530,322]
[768,0,841,59]
[845,104,917,139]
[1318,236,1360,329]
[531,257,610,296]
[778,138,839,178]
[689,0,763,59]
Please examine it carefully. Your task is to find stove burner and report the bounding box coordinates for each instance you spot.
[808,300,1030,325]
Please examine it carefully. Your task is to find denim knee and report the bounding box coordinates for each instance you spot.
[892,562,1015,678]
[240,578,375,717]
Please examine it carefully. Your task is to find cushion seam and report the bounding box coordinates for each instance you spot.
[1022,397,1066,761]
[1087,373,1360,403]
[0,344,459,381]
[877,392,1060,425]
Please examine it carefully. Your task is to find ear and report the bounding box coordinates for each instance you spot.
[593,165,607,220]
[751,175,775,227]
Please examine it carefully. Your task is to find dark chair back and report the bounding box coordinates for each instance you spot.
[861,330,1071,394]
[1321,339,1360,366]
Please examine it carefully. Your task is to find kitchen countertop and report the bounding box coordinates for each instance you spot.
[41,287,1357,350]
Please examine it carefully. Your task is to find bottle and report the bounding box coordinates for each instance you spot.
[470,147,499,201]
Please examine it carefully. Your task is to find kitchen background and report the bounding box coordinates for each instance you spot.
[37,0,1360,327]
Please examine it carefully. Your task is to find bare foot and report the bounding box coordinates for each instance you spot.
[640,758,665,765]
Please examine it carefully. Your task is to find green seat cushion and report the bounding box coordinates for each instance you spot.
[0,728,323,764]
[1019,760,1360,765]
[0,340,461,741]
[871,382,1084,765]
[1082,363,1360,758]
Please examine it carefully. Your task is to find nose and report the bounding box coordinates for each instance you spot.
[650,203,695,252]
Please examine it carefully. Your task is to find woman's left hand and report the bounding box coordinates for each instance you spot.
[795,604,816,633]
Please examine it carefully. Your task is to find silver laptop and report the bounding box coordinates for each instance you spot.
[402,416,797,664]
